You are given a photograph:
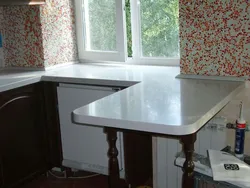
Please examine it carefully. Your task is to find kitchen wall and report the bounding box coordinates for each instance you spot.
[180,0,250,77]
[154,122,230,188]
[3,6,44,68]
[154,84,250,188]
[0,7,4,67]
[156,2,250,187]
[1,0,78,68]
[2,0,248,72]
[40,0,78,67]
[0,7,3,31]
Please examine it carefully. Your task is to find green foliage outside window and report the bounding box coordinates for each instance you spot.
[140,0,179,57]
[87,0,179,58]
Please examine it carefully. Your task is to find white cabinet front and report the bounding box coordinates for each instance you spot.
[57,84,124,177]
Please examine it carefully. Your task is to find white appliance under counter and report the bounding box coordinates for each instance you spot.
[57,83,125,177]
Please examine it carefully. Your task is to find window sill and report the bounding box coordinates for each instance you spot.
[79,58,180,67]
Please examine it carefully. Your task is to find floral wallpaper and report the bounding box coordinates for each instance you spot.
[180,0,250,77]
[2,0,78,68]
[3,6,44,68]
[0,7,4,67]
[1,0,249,73]
[40,0,78,67]
[0,7,3,33]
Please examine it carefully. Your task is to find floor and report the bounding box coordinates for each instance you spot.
[20,170,149,188]
[21,174,114,188]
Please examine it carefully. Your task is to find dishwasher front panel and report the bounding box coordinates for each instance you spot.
[57,84,124,177]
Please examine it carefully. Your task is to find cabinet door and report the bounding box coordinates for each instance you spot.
[0,158,3,187]
[0,85,47,187]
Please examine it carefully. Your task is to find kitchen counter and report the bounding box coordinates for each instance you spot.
[0,64,244,135]
[67,65,244,135]
[0,63,245,188]
[0,69,44,92]
[42,64,139,87]
[0,64,139,92]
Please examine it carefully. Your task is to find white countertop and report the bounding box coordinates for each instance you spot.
[0,64,136,92]
[0,69,44,92]
[42,64,139,87]
[0,64,244,135]
[68,64,244,135]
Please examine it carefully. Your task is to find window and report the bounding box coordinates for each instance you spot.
[75,0,179,66]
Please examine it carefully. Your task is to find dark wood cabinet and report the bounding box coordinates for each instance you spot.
[0,0,45,6]
[0,82,152,188]
[0,159,3,187]
[41,82,152,187]
[42,82,62,168]
[124,132,152,187]
[0,83,48,188]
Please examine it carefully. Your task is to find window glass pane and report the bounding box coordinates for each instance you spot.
[140,0,179,57]
[84,0,116,51]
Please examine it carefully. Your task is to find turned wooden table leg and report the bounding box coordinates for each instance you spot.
[105,128,120,188]
[181,133,197,188]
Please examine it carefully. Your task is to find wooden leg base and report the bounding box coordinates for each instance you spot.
[181,133,197,188]
[105,128,120,188]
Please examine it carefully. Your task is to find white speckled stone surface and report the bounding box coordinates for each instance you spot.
[0,69,44,92]
[67,64,244,135]
[0,64,244,136]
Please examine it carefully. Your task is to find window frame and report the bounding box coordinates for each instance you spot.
[74,0,127,62]
[129,0,179,66]
[74,0,180,66]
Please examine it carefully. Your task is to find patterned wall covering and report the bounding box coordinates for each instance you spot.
[0,7,4,67]
[0,7,3,33]
[2,0,78,68]
[40,0,78,67]
[180,0,250,76]
[3,6,44,68]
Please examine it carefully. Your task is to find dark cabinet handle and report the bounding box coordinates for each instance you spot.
[0,96,30,111]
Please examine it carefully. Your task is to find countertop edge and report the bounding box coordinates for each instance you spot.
[41,76,139,88]
[176,74,248,81]
[72,82,245,135]
[0,76,42,93]
[0,64,245,135]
